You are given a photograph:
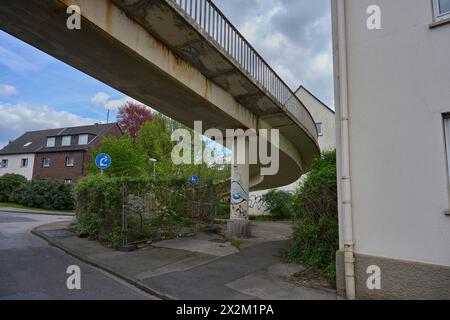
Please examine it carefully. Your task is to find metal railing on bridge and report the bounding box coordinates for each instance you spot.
[170,0,318,140]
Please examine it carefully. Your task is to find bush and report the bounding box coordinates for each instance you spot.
[288,150,338,277]
[0,174,27,202]
[12,179,75,211]
[74,176,197,248]
[262,190,299,220]
[74,175,123,246]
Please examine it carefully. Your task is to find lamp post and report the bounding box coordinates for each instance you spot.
[149,158,157,180]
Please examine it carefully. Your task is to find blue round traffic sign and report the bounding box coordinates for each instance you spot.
[189,175,199,186]
[95,153,112,170]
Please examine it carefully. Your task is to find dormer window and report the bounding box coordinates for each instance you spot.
[23,142,32,147]
[62,136,71,146]
[78,134,88,145]
[46,137,55,147]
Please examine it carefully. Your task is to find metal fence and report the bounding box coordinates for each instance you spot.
[121,179,217,248]
[170,0,318,139]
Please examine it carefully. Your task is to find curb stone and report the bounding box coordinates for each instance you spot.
[31,224,176,300]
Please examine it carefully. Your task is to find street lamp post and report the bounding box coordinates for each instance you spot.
[149,158,157,180]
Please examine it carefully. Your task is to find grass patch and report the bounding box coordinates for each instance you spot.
[230,238,242,250]
[0,202,74,215]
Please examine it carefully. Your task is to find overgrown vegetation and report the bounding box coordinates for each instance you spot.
[0,174,27,202]
[12,179,75,211]
[288,150,338,278]
[0,174,74,211]
[262,189,299,220]
[74,176,222,248]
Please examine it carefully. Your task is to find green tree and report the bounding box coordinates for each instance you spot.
[87,134,146,177]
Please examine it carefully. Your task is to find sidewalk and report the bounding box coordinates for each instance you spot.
[0,206,74,216]
[32,220,336,300]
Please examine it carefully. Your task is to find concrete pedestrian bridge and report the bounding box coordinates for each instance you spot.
[0,0,319,234]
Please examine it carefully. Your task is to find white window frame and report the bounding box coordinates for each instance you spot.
[0,159,8,168]
[46,137,56,147]
[78,134,88,145]
[316,122,323,137]
[444,116,450,203]
[433,0,450,22]
[43,157,51,168]
[21,158,28,168]
[65,156,75,167]
[62,136,71,146]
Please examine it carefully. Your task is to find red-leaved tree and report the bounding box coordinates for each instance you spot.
[117,101,154,139]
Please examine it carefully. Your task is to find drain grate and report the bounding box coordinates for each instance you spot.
[41,229,75,238]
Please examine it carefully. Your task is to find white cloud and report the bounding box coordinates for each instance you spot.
[90,92,110,106]
[90,91,154,113]
[0,103,98,148]
[212,0,334,108]
[90,91,141,111]
[0,84,17,96]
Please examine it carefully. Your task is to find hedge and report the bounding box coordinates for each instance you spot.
[0,174,27,202]
[12,179,75,211]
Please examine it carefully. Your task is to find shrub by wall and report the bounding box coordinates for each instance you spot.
[12,179,75,211]
[0,174,27,202]
[262,189,299,220]
[288,150,338,277]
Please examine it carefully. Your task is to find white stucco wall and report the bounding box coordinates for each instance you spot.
[0,154,35,180]
[249,87,336,215]
[333,0,450,266]
[296,87,336,152]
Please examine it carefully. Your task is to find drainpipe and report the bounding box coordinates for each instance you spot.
[335,0,356,300]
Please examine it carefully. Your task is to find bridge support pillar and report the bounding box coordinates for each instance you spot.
[227,136,251,238]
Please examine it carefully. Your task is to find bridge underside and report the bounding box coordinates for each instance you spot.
[0,0,319,192]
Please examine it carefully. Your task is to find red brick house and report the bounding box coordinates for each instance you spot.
[0,123,122,184]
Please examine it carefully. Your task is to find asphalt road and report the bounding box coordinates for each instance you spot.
[0,210,156,300]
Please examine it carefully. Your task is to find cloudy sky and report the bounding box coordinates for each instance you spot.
[0,0,333,148]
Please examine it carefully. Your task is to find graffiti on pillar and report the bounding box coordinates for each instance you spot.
[248,195,268,210]
[231,166,248,219]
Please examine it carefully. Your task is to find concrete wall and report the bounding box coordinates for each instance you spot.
[333,0,450,298]
[249,87,336,215]
[0,154,35,180]
[296,87,336,152]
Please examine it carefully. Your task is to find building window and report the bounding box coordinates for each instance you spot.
[316,123,323,136]
[0,159,8,168]
[64,179,73,185]
[65,156,75,167]
[62,136,71,146]
[433,0,450,22]
[23,142,32,147]
[21,158,28,168]
[46,137,55,147]
[78,134,88,145]
[42,157,51,168]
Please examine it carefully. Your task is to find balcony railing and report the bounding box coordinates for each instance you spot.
[170,0,318,139]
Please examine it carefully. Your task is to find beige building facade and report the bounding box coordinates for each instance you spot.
[332,0,450,299]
